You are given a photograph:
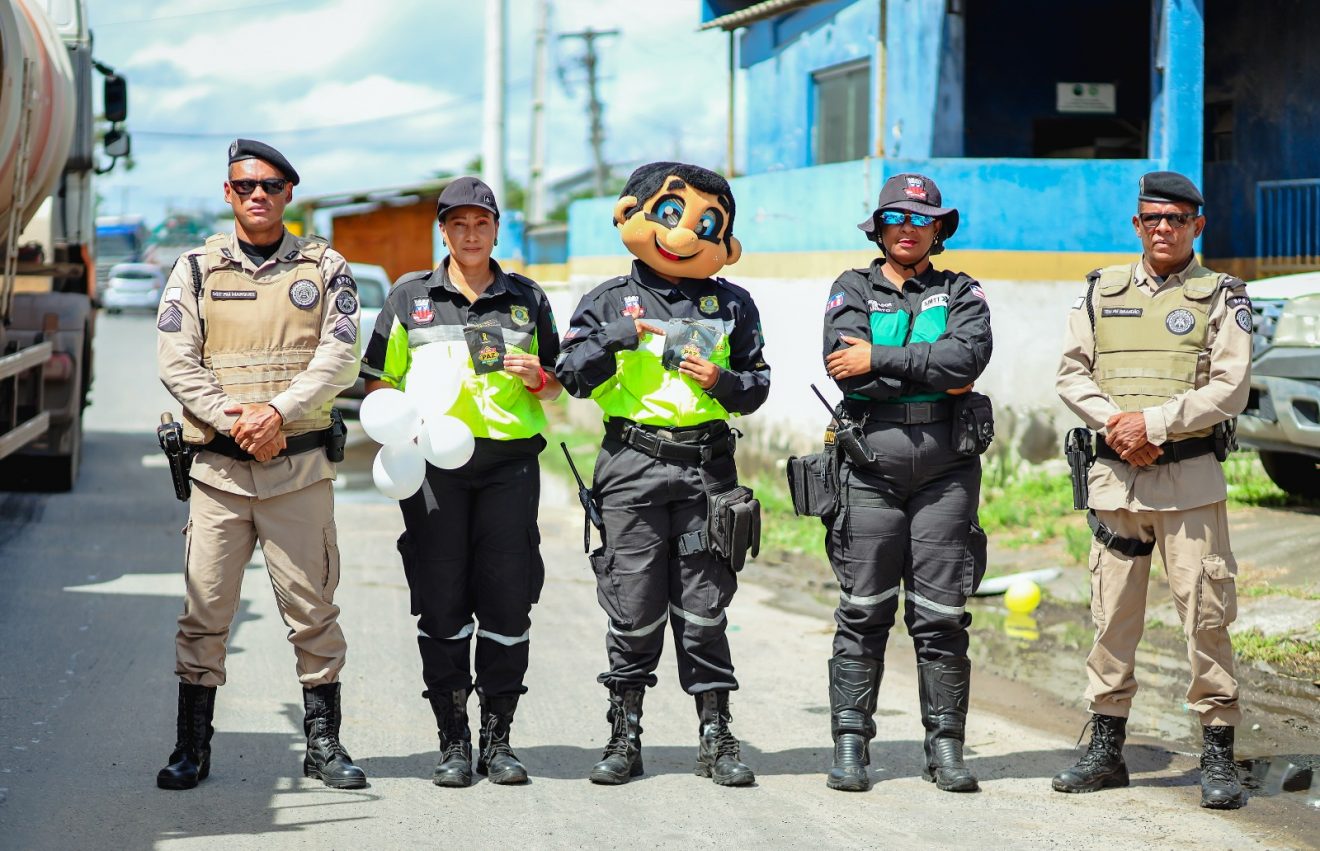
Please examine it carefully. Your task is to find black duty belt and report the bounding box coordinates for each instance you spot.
[865,399,953,425]
[1095,435,1215,466]
[1088,511,1156,557]
[204,428,330,461]
[604,418,735,463]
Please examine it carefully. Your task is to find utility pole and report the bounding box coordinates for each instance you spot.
[527,0,549,225]
[482,0,507,213]
[559,26,618,196]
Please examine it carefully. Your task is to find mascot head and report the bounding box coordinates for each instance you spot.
[614,162,741,280]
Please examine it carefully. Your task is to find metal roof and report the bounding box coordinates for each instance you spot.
[697,0,823,32]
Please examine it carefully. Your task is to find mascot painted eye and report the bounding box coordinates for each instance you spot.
[696,209,723,240]
[653,196,684,227]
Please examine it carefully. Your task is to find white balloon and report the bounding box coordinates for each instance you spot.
[372,441,427,500]
[360,387,422,445]
[406,344,464,420]
[420,416,475,470]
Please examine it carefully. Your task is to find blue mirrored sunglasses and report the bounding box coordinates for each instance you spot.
[879,211,935,227]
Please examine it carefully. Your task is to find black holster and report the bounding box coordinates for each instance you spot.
[1064,427,1096,511]
[326,409,347,462]
[787,423,842,518]
[706,483,761,573]
[157,415,194,502]
[951,392,995,456]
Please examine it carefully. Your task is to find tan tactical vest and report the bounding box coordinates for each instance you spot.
[1092,262,1226,440]
[182,234,330,444]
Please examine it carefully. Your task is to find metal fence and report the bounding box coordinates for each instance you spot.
[1257,178,1320,276]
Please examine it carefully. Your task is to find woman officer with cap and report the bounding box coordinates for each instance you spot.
[818,173,992,794]
[360,176,562,788]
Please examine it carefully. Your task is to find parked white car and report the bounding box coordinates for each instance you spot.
[1238,269,1320,497]
[101,262,165,313]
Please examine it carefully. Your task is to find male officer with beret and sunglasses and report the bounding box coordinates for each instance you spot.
[154,139,366,791]
[1055,171,1251,809]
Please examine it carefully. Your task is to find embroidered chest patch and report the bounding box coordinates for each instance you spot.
[621,295,645,319]
[866,299,897,314]
[920,293,950,311]
[510,304,531,325]
[698,295,720,315]
[289,280,320,309]
[411,298,435,324]
[1165,308,1196,335]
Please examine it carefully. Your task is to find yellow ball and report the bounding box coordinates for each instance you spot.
[1004,579,1042,614]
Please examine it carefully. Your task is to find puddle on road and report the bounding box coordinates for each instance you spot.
[967,598,1319,810]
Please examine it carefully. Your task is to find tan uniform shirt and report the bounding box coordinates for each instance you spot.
[157,230,360,500]
[1056,256,1252,511]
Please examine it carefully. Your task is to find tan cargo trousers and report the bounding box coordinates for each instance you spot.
[175,479,346,687]
[1085,501,1241,726]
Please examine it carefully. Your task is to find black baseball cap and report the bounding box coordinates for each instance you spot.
[436,176,500,222]
[228,138,299,185]
[858,173,959,244]
[1138,171,1204,208]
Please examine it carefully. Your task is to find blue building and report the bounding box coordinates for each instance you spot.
[566,0,1320,282]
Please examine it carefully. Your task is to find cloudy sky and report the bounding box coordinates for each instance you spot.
[90,0,732,225]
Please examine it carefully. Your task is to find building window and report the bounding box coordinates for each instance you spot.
[813,60,870,165]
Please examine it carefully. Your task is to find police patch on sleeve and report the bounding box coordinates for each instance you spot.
[334,290,358,315]
[333,315,358,343]
[1165,308,1196,335]
[289,279,320,310]
[1236,308,1253,333]
[825,292,845,312]
[157,304,183,333]
[329,274,357,293]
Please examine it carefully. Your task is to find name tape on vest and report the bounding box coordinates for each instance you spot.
[1101,307,1143,317]
[211,289,258,300]
[920,293,950,311]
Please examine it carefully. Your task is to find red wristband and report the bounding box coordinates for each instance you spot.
[527,366,548,394]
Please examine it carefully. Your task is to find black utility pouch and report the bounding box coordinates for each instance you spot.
[786,451,839,518]
[952,392,995,456]
[326,408,347,462]
[707,484,761,573]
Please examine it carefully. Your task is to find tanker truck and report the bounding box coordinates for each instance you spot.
[0,0,129,489]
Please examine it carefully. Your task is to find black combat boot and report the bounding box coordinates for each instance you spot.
[1052,713,1129,793]
[156,682,217,790]
[426,688,472,788]
[917,657,979,792]
[695,691,755,787]
[476,694,528,785]
[1200,725,1247,809]
[826,657,882,792]
[302,683,368,789]
[590,687,645,785]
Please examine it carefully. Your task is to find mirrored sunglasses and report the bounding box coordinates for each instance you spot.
[879,211,935,228]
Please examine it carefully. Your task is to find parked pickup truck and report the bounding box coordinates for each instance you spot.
[1238,270,1320,498]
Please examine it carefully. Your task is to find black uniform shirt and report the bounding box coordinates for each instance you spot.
[823,260,992,401]
[556,260,770,416]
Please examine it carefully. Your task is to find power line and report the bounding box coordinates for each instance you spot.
[559,27,618,196]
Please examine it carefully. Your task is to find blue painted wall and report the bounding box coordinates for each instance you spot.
[739,1,878,172]
[569,157,1158,259]
[1202,0,1320,259]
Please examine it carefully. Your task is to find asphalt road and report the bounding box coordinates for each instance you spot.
[0,313,1311,850]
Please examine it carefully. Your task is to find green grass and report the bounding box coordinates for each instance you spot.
[1230,628,1320,676]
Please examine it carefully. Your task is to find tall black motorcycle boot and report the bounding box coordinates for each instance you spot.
[302,683,368,789]
[1052,713,1129,793]
[917,657,979,792]
[1200,725,1247,809]
[156,682,217,790]
[695,691,755,787]
[426,688,472,788]
[476,695,528,785]
[826,657,882,792]
[590,687,645,785]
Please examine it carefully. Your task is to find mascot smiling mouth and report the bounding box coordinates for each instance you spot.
[654,239,695,262]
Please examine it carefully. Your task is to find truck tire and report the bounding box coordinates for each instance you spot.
[1257,450,1320,500]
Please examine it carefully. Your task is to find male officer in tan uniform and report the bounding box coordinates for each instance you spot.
[154,139,365,791]
[1055,171,1250,809]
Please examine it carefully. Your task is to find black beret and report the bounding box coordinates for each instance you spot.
[436,175,500,221]
[228,138,300,186]
[1138,171,1202,207]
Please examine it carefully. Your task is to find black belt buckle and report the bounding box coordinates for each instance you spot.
[906,402,932,425]
[624,424,661,457]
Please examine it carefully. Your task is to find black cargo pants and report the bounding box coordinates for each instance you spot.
[826,420,985,663]
[589,437,739,694]
[397,438,546,698]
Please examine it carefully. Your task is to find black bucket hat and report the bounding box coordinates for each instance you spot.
[858,173,959,251]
